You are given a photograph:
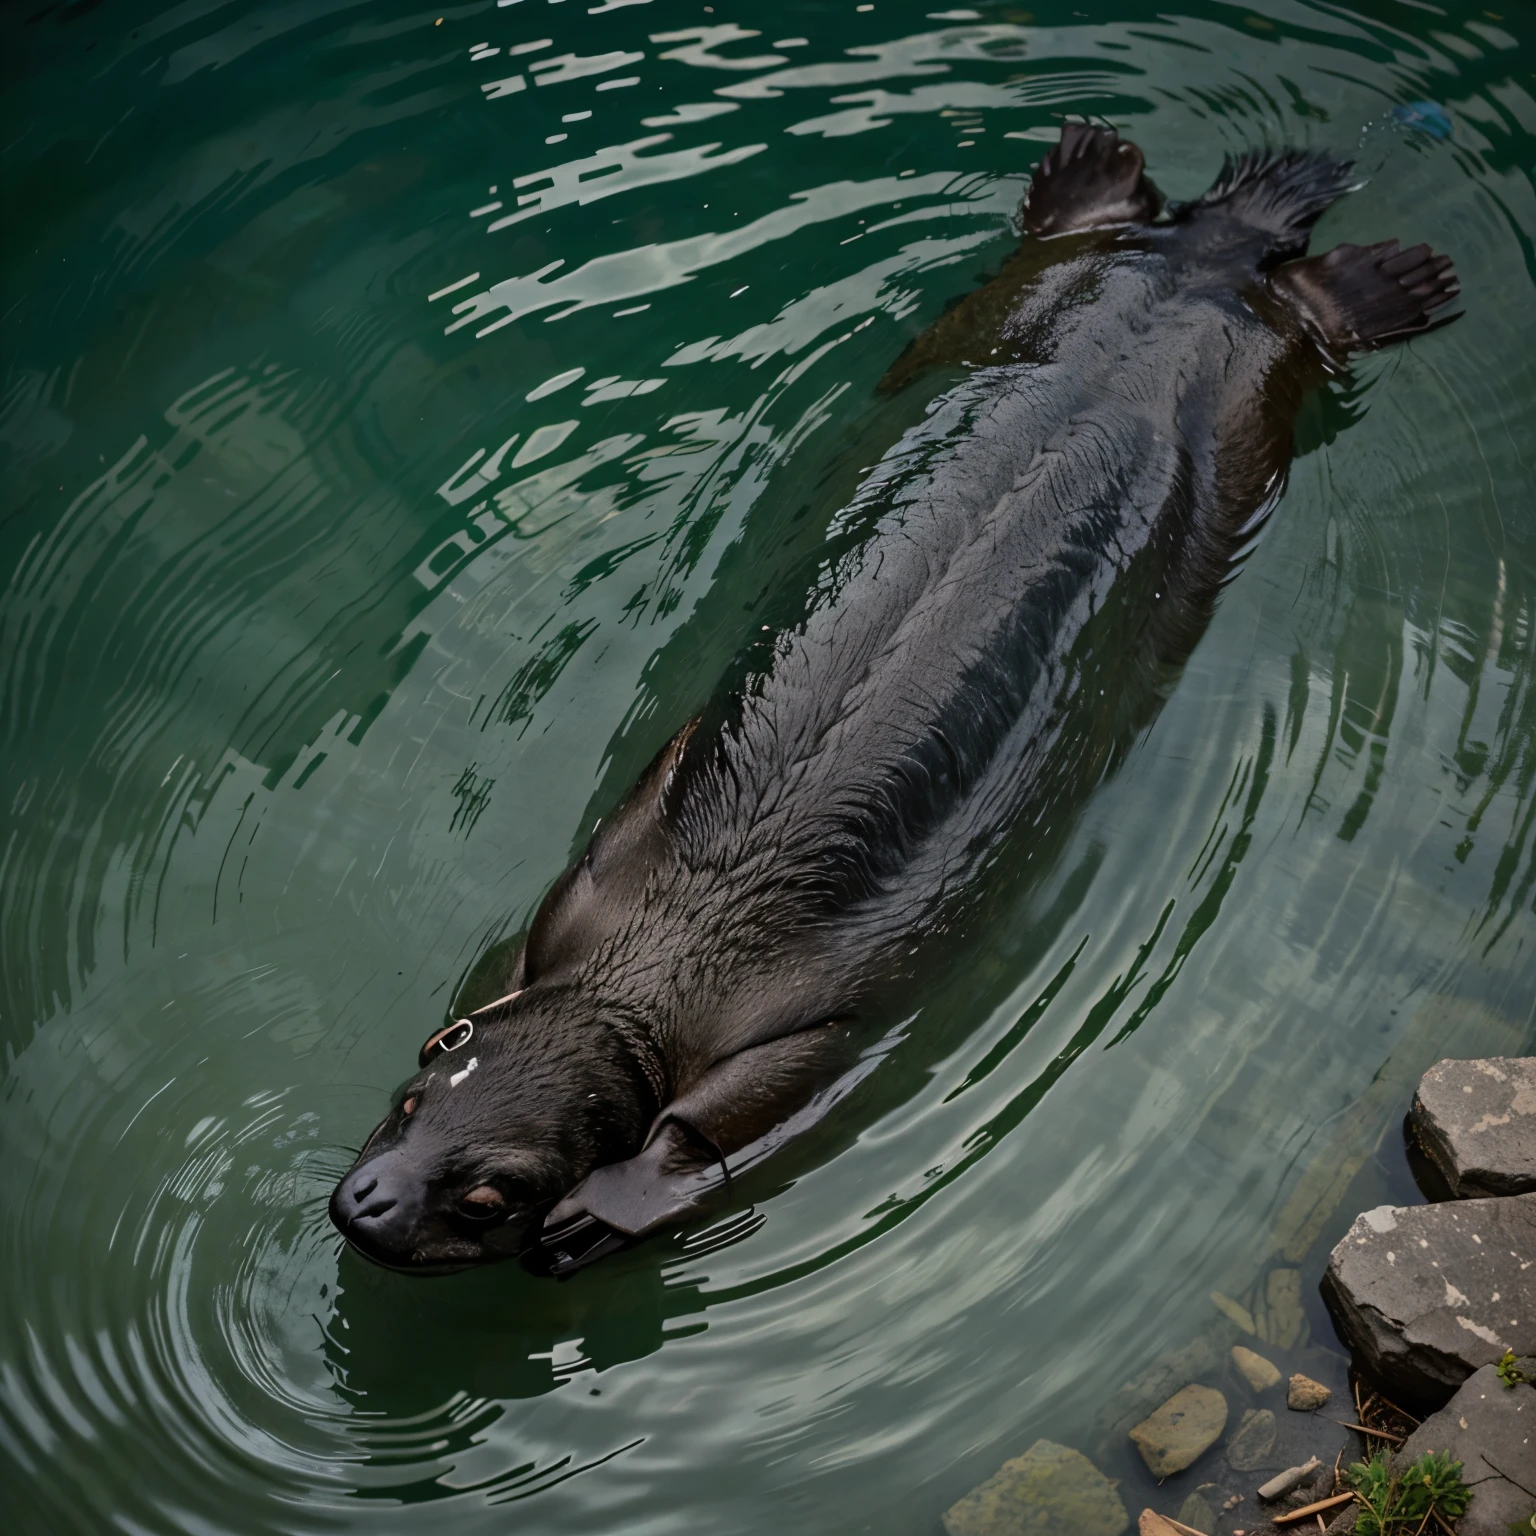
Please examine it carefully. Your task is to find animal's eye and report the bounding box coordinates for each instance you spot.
[457,1184,509,1220]
[401,1095,418,1117]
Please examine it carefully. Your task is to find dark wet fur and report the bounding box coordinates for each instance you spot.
[331,126,1459,1273]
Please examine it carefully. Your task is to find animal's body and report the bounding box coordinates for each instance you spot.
[330,126,1458,1274]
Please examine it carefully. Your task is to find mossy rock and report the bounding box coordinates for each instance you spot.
[943,1440,1129,1536]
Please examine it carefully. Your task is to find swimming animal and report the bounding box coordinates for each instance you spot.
[330,125,1458,1275]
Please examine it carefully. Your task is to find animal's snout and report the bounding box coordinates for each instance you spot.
[330,1154,423,1261]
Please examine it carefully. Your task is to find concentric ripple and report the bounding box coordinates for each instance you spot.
[2,1,1534,1533]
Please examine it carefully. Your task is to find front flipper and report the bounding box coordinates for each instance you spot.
[535,1024,856,1274]
[1023,122,1161,237]
[551,1118,723,1242]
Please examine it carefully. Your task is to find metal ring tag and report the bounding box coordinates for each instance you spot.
[419,1018,473,1067]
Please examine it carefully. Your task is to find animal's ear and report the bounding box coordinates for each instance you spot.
[1024,122,1161,236]
[521,720,697,983]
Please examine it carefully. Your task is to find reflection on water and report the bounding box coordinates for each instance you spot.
[1,1,1533,1532]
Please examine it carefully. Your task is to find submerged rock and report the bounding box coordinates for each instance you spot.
[1212,1292,1258,1335]
[1321,1192,1536,1404]
[1410,1056,1536,1198]
[942,1439,1129,1536]
[1129,1385,1229,1478]
[1095,1330,1238,1455]
[1264,1270,1306,1352]
[1394,1357,1536,1536]
[1226,1408,1278,1471]
[1286,1374,1330,1411]
[1176,1488,1218,1534]
[1224,1345,1356,1490]
[1233,1347,1282,1392]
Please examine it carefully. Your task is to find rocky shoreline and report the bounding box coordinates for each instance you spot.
[941,1057,1536,1536]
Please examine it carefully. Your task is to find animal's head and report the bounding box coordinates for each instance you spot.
[328,985,653,1272]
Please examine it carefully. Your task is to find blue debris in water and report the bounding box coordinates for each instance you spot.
[1392,101,1452,140]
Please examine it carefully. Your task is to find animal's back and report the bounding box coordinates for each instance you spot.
[528,133,1456,1088]
[660,241,1292,1043]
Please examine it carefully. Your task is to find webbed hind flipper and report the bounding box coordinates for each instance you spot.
[878,123,1157,396]
[1270,239,1460,353]
[1023,122,1161,236]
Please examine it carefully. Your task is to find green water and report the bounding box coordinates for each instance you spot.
[2,1,1533,1530]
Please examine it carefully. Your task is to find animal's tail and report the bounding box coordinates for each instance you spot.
[1170,145,1459,351]
[1177,148,1357,263]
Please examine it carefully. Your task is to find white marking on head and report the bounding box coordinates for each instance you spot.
[450,1056,480,1089]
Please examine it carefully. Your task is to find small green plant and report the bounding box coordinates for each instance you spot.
[1398,1451,1472,1526]
[1350,1452,1395,1536]
[1496,1349,1530,1388]
[1349,1449,1471,1535]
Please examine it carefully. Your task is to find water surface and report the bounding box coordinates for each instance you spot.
[2,1,1534,1531]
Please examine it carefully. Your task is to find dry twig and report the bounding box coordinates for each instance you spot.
[1375,1393,1422,1427]
[1333,1420,1405,1444]
[1161,1518,1207,1536]
[1272,1492,1357,1526]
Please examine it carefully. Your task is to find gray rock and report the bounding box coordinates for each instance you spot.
[1410,1057,1536,1198]
[1394,1358,1536,1536]
[1226,1408,1278,1471]
[942,1439,1129,1536]
[1130,1385,1229,1477]
[1321,1192,1536,1404]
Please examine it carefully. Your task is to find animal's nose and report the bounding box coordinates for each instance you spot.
[343,1172,395,1220]
[329,1155,422,1259]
